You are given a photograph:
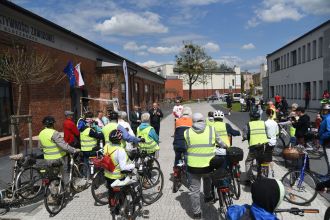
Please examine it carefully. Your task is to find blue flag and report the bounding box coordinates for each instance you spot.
[63,61,76,87]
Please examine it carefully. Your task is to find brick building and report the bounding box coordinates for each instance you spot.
[164,77,183,100]
[0,1,165,153]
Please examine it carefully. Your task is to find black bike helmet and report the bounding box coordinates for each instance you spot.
[250,111,260,121]
[109,129,122,144]
[108,110,118,121]
[42,116,55,127]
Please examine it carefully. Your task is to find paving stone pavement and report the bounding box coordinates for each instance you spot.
[1,102,329,220]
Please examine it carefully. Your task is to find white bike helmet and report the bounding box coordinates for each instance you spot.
[323,104,330,110]
[213,110,224,119]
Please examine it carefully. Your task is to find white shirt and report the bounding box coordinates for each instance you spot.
[240,98,245,104]
[265,119,279,146]
[113,147,135,171]
[173,105,183,118]
[118,119,135,151]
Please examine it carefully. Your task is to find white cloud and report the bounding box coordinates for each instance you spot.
[203,42,220,52]
[241,43,256,50]
[137,60,164,67]
[178,0,231,6]
[247,0,330,28]
[123,41,148,51]
[216,56,266,72]
[95,12,168,36]
[148,46,180,54]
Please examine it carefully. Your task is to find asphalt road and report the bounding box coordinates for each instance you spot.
[211,103,330,201]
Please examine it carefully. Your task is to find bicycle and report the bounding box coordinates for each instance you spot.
[275,207,319,216]
[304,130,324,159]
[281,148,318,205]
[172,152,187,193]
[210,168,233,218]
[226,146,244,200]
[0,153,43,209]
[249,144,274,182]
[43,152,89,216]
[109,170,143,220]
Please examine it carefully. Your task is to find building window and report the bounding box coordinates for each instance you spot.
[307,43,311,61]
[302,45,306,63]
[319,37,323,58]
[270,86,274,98]
[298,47,301,64]
[312,40,316,60]
[298,83,301,99]
[291,50,297,66]
[274,58,280,71]
[0,80,12,137]
[134,82,140,105]
[232,79,234,86]
[294,84,297,99]
[287,53,290,68]
[280,56,283,69]
[144,84,148,93]
[283,54,286,68]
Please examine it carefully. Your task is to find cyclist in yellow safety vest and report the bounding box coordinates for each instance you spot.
[102,110,142,149]
[80,112,104,168]
[104,129,135,210]
[39,116,80,183]
[213,110,240,147]
[242,111,270,184]
[206,111,215,127]
[137,113,160,155]
[267,101,277,121]
[184,113,228,218]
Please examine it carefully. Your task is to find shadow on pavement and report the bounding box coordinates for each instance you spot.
[175,192,220,219]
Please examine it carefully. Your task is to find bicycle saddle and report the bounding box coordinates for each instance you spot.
[9,153,24,161]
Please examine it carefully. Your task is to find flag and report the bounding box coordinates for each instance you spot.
[74,63,85,87]
[123,60,129,121]
[63,61,76,87]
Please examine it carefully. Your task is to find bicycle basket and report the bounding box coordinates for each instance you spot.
[282,147,303,161]
[226,147,244,163]
[211,168,231,187]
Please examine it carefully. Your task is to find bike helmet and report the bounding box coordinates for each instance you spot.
[109,129,123,144]
[108,110,119,121]
[322,104,330,110]
[250,111,260,120]
[42,116,55,127]
[213,110,224,119]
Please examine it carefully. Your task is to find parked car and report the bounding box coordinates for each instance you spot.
[233,93,241,102]
[222,93,229,101]
[206,95,218,101]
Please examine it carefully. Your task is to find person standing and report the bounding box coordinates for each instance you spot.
[118,111,135,152]
[184,113,227,218]
[274,93,281,109]
[304,89,310,109]
[173,100,183,119]
[95,111,109,129]
[226,94,233,116]
[148,102,163,136]
[265,108,279,177]
[137,113,160,154]
[130,105,142,135]
[292,107,310,145]
[63,111,80,148]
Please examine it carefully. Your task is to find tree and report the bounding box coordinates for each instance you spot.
[241,74,245,93]
[174,42,211,100]
[0,45,57,115]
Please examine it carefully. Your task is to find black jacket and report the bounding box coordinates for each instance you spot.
[173,126,190,151]
[148,108,163,127]
[293,114,310,138]
[130,111,142,129]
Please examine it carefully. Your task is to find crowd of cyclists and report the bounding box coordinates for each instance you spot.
[32,95,330,219]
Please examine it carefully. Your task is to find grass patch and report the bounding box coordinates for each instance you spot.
[220,102,241,112]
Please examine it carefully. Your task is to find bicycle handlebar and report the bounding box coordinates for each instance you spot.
[275,208,319,215]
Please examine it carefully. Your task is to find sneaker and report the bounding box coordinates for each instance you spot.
[193,212,202,219]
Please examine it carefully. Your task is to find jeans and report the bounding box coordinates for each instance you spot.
[82,151,96,175]
[174,150,187,166]
[187,172,212,214]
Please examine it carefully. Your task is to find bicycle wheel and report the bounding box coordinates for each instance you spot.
[44,179,65,216]
[217,189,227,216]
[91,170,108,205]
[71,163,89,193]
[16,167,43,199]
[281,169,317,205]
[141,167,164,205]
[230,173,240,200]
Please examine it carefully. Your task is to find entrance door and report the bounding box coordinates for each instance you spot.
[0,80,13,136]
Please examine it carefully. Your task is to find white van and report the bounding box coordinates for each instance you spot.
[233,93,241,102]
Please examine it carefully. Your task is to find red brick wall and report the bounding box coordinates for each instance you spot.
[165,79,183,100]
[183,89,241,100]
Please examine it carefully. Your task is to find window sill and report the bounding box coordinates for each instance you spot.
[0,136,11,142]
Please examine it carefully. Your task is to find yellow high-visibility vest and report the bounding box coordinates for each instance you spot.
[103,144,128,180]
[213,121,230,146]
[248,121,269,146]
[184,126,216,168]
[137,126,160,153]
[102,122,118,144]
[80,127,97,152]
[39,128,66,160]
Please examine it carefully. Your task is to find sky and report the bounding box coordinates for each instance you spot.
[12,0,330,72]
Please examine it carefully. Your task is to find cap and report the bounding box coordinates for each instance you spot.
[192,113,204,122]
[64,111,74,116]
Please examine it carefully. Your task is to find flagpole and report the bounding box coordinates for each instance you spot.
[123,60,130,121]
